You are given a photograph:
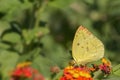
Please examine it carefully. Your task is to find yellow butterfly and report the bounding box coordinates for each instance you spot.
[72,26,104,65]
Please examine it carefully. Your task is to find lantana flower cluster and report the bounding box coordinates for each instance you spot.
[10,62,45,80]
[60,58,111,80]
[60,66,93,80]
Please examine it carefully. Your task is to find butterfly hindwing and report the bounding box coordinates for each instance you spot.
[72,26,104,65]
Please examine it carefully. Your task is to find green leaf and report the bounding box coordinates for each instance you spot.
[0,50,19,79]
[97,0,108,12]
[52,70,63,80]
[40,35,71,68]
[0,0,32,21]
[108,0,120,16]
[22,29,34,45]
[0,0,21,12]
[2,32,21,43]
[22,27,49,45]
[13,42,24,53]
[113,64,120,76]
[84,0,94,5]
[103,75,120,80]
[34,27,50,36]
[33,55,54,78]
[0,42,11,49]
[104,77,120,80]
[18,48,42,62]
[49,0,74,9]
[0,21,10,36]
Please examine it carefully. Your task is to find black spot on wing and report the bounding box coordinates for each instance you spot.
[81,46,84,48]
[77,43,80,46]
[86,46,89,51]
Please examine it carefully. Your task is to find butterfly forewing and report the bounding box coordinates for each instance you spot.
[72,26,104,65]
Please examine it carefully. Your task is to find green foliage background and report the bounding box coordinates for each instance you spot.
[0,0,120,79]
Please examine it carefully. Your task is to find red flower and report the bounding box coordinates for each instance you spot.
[11,62,45,80]
[12,68,22,76]
[22,67,32,78]
[12,66,32,78]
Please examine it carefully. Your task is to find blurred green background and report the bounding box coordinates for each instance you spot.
[0,0,120,79]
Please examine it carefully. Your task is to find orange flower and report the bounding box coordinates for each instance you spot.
[60,66,93,80]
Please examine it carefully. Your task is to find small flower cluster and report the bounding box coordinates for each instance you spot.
[10,62,45,80]
[99,58,111,74]
[60,58,111,80]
